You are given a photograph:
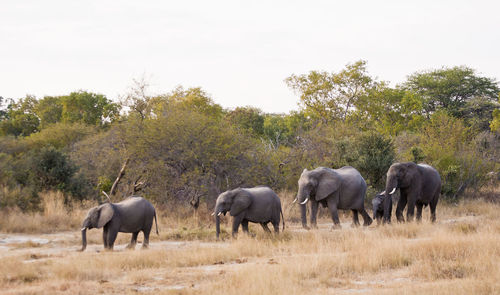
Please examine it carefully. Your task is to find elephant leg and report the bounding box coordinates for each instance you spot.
[142,228,151,249]
[430,196,439,223]
[351,210,360,227]
[272,221,279,234]
[241,220,249,233]
[359,208,373,226]
[326,198,341,228]
[260,223,272,233]
[232,215,244,238]
[102,228,109,249]
[310,201,319,228]
[415,202,423,222]
[396,194,407,223]
[126,232,139,249]
[106,230,118,250]
[406,196,416,222]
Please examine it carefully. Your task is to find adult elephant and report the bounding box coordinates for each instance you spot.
[213,186,284,239]
[294,166,372,229]
[80,196,158,251]
[382,162,441,223]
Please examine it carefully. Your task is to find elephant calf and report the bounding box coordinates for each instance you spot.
[80,196,158,251]
[372,192,392,225]
[213,186,284,239]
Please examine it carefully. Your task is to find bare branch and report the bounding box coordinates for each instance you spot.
[109,158,130,196]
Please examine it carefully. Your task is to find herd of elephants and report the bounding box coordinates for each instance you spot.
[79,161,441,251]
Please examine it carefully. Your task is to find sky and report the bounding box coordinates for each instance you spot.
[1,0,499,113]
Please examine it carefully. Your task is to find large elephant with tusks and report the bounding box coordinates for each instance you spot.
[382,162,441,223]
[294,166,372,229]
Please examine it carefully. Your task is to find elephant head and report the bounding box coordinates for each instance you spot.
[79,203,114,251]
[295,168,340,228]
[213,188,251,239]
[382,162,418,222]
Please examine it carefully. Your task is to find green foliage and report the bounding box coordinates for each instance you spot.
[404,66,499,127]
[34,96,63,128]
[60,91,120,126]
[354,132,395,190]
[97,176,112,195]
[26,123,96,150]
[29,147,77,191]
[1,63,499,212]
[410,147,426,163]
[490,95,500,133]
[285,60,376,123]
[226,106,264,136]
[0,96,40,137]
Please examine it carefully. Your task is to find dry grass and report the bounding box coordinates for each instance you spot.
[0,191,499,294]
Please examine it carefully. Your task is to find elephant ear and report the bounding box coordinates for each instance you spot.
[316,170,341,201]
[97,203,114,228]
[230,189,252,217]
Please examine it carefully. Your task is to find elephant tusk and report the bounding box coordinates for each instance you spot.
[389,187,397,194]
[211,212,215,216]
[300,198,309,205]
[81,227,86,231]
[292,198,298,204]
[217,212,222,216]
[380,191,386,195]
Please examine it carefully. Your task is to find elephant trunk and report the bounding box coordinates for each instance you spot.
[297,187,309,229]
[215,215,221,240]
[80,228,87,251]
[300,202,307,228]
[383,178,397,223]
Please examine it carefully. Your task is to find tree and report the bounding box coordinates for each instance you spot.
[285,60,376,123]
[34,96,63,128]
[29,147,77,191]
[403,66,499,123]
[354,132,395,190]
[490,95,500,133]
[226,106,265,136]
[61,91,120,126]
[0,96,7,121]
[0,96,40,137]
[353,85,426,135]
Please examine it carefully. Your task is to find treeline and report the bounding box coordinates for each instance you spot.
[0,61,499,211]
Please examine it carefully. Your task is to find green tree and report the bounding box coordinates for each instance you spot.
[489,95,500,133]
[227,106,265,136]
[29,147,78,191]
[34,96,63,128]
[0,96,40,137]
[354,85,426,135]
[403,66,499,124]
[61,91,120,126]
[285,60,376,123]
[354,132,395,190]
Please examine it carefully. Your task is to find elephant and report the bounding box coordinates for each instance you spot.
[294,166,372,229]
[382,162,441,223]
[213,186,284,239]
[80,196,158,251]
[372,192,392,225]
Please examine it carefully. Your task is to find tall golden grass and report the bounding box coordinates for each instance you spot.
[0,189,499,294]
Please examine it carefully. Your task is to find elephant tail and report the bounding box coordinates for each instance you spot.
[280,207,285,231]
[154,211,159,235]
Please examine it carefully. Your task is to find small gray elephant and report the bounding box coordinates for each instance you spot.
[372,192,392,225]
[80,196,158,251]
[295,166,372,229]
[383,162,441,223]
[213,186,284,239]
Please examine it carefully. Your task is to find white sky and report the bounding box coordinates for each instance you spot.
[1,0,499,113]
